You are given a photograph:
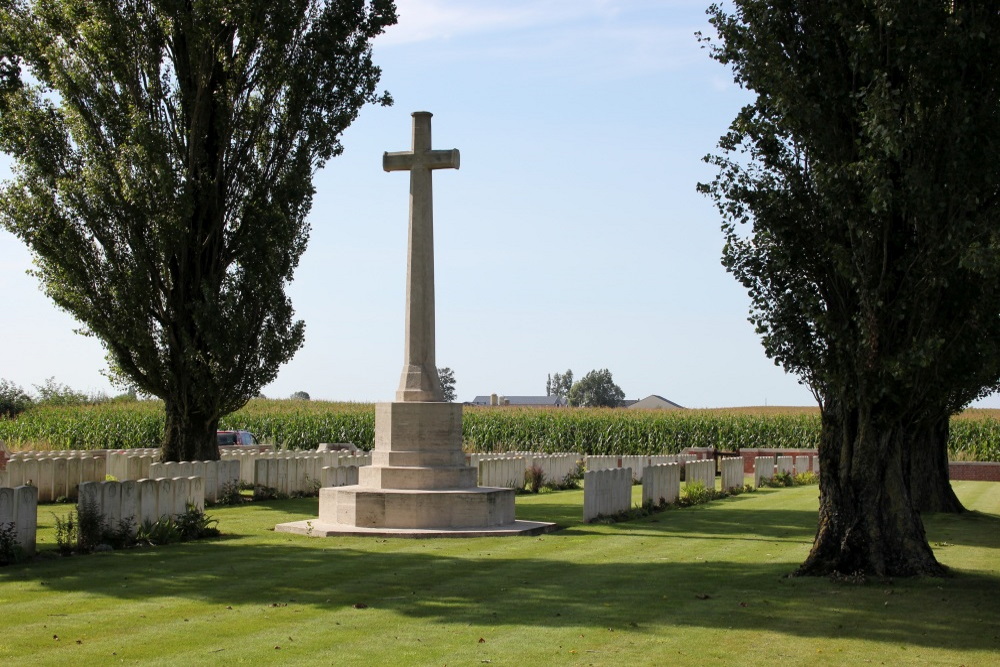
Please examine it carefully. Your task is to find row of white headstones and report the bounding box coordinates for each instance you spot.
[583,455,819,522]
[3,450,714,503]
[1,450,374,502]
[0,452,819,554]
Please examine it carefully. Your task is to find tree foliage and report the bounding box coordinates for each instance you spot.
[546,369,574,399]
[701,0,1000,576]
[0,379,32,419]
[0,0,397,461]
[437,367,456,403]
[568,369,624,408]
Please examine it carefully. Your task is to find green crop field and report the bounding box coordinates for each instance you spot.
[1,400,999,461]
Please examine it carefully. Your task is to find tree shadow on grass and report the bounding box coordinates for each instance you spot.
[922,510,1000,549]
[6,494,999,654]
[8,541,999,654]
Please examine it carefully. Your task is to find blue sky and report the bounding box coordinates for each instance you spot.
[2,1,994,408]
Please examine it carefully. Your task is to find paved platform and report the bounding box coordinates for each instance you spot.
[274,519,557,539]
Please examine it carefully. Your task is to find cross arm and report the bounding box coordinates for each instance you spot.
[382,149,461,172]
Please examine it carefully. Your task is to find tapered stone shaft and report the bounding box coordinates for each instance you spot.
[383,111,460,402]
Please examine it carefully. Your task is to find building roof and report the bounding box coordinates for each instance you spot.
[627,394,685,410]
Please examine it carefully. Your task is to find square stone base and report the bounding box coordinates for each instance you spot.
[318,484,514,529]
[274,401,555,538]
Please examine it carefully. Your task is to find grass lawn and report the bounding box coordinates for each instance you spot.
[1,481,998,666]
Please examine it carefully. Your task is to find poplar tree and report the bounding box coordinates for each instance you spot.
[0,0,397,460]
[702,1,1000,576]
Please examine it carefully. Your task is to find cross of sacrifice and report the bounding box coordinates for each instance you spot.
[383,111,460,402]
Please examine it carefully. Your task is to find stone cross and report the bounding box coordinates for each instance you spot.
[383,111,460,402]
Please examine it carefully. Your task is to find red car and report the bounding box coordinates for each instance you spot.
[216,430,259,447]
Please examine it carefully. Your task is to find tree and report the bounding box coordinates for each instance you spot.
[33,377,89,406]
[568,369,624,408]
[0,379,32,419]
[437,367,456,403]
[701,1,1000,576]
[290,391,311,401]
[0,0,397,461]
[547,369,574,399]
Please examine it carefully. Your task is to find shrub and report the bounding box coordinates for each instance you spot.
[794,471,818,485]
[136,517,182,546]
[524,465,546,493]
[0,379,33,419]
[678,481,722,506]
[253,485,285,501]
[174,505,219,541]
[542,461,585,491]
[212,480,245,506]
[55,502,218,553]
[0,521,25,565]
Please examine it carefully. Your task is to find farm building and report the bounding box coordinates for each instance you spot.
[468,395,568,407]
[627,394,685,410]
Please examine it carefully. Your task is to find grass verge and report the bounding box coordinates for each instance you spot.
[1,482,998,665]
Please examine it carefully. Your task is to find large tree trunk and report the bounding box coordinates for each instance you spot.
[161,398,221,462]
[796,400,947,577]
[908,415,964,514]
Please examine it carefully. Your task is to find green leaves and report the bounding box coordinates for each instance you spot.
[0,1,397,459]
[702,0,1000,416]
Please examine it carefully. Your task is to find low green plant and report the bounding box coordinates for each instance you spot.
[794,471,819,485]
[541,461,585,491]
[253,485,286,501]
[678,480,722,506]
[760,471,795,488]
[524,465,546,493]
[75,497,107,552]
[212,480,245,506]
[173,504,220,541]
[135,517,182,546]
[0,521,25,565]
[759,470,819,488]
[55,502,218,553]
[53,509,77,555]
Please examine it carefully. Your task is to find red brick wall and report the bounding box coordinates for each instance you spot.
[948,462,1000,481]
[737,448,818,474]
[733,448,1000,481]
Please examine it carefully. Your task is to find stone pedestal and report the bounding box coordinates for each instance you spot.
[275,402,553,537]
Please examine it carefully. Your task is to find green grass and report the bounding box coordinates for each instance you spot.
[2,482,999,665]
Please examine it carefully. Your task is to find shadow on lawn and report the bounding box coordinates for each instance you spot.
[5,498,999,654]
[9,542,999,653]
[922,510,1000,549]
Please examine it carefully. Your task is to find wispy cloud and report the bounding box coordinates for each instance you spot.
[380,0,703,45]
[379,0,710,79]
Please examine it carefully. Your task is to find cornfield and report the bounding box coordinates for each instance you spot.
[0,400,998,461]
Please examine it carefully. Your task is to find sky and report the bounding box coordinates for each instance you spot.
[2,0,995,409]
